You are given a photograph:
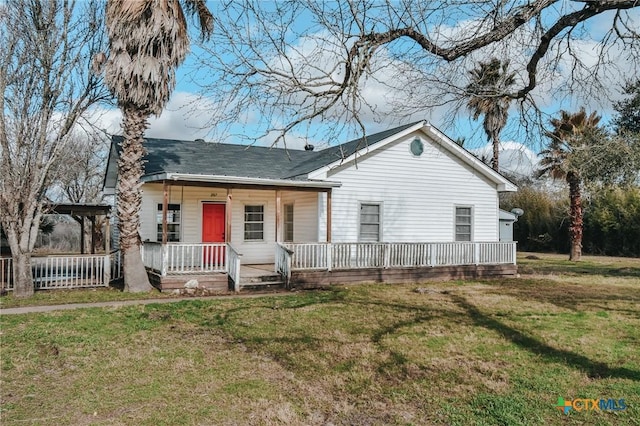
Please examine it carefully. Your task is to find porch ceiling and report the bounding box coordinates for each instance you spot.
[44,203,112,217]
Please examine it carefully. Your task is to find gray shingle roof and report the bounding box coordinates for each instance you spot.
[109,121,424,182]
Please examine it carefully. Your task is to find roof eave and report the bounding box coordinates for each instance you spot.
[143,172,342,189]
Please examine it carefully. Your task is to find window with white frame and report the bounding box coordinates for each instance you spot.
[455,206,473,241]
[157,203,181,242]
[244,205,264,240]
[359,203,381,242]
[283,203,294,242]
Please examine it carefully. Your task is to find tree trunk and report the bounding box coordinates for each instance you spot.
[117,106,153,292]
[491,135,500,172]
[567,172,583,261]
[2,210,42,298]
[13,251,34,298]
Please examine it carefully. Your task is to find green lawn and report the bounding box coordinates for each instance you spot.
[1,253,639,425]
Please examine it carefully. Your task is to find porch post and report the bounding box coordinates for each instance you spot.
[162,180,168,244]
[326,189,332,242]
[105,213,111,253]
[90,216,96,254]
[226,189,232,242]
[80,216,85,254]
[275,189,282,243]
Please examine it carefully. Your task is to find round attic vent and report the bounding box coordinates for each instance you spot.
[410,138,424,156]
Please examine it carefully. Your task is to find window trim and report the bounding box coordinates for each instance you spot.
[454,205,473,242]
[244,204,265,242]
[156,203,181,242]
[283,203,294,242]
[358,202,382,242]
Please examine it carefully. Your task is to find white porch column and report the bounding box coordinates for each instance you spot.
[226,189,232,242]
[162,181,168,244]
[326,189,332,242]
[275,189,282,243]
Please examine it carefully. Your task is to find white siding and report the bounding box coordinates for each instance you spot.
[281,191,318,243]
[325,130,500,243]
[140,184,228,243]
[140,184,319,264]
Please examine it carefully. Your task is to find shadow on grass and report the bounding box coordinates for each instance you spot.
[518,259,640,278]
[449,293,640,381]
[484,277,640,313]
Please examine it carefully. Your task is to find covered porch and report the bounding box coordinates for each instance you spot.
[141,240,517,292]
[1,203,121,291]
[143,177,517,292]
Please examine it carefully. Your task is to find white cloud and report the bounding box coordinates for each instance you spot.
[86,92,218,141]
[471,141,539,178]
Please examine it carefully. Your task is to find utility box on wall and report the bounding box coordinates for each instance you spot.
[499,209,523,242]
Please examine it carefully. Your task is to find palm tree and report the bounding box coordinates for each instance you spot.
[538,108,601,261]
[466,58,515,172]
[101,0,213,291]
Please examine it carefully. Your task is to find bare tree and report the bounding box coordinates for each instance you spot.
[51,131,110,253]
[196,0,639,148]
[0,0,108,297]
[53,133,108,206]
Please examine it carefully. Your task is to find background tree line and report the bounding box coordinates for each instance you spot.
[503,79,640,257]
[502,185,640,257]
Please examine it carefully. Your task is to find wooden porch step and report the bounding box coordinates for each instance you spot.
[238,281,285,291]
[238,272,284,290]
[240,274,282,284]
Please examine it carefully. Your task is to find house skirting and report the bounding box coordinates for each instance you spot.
[289,264,517,289]
[147,270,230,292]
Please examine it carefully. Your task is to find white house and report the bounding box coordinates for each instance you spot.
[103,121,518,291]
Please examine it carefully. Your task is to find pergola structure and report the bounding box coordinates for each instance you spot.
[44,203,112,254]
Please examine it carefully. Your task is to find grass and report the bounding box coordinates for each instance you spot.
[0,285,177,309]
[1,253,639,424]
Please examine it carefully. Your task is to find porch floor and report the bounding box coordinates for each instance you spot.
[240,263,276,277]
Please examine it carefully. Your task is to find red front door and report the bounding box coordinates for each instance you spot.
[202,203,226,243]
[202,203,226,266]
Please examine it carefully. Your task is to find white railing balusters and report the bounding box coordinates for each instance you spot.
[275,243,293,287]
[1,254,113,290]
[279,241,516,271]
[227,244,242,292]
[142,242,228,275]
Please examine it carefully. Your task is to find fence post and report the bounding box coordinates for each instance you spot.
[234,256,241,293]
[384,243,390,269]
[429,244,435,267]
[161,244,168,277]
[512,242,517,265]
[103,254,111,286]
[474,243,480,265]
[326,243,332,272]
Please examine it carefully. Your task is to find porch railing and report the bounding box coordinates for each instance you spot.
[275,243,294,287]
[1,256,13,290]
[110,250,123,281]
[283,242,516,271]
[1,254,115,290]
[227,244,242,292]
[142,242,228,276]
